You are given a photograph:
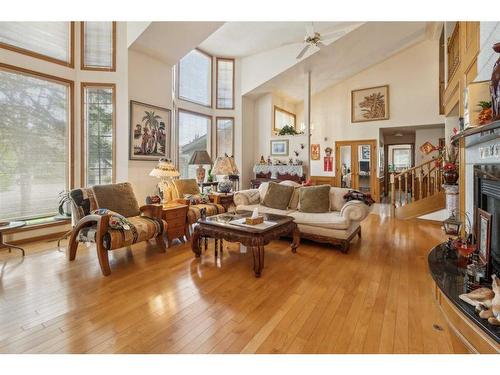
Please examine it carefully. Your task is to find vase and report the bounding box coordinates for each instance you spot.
[217,178,233,193]
[491,43,500,121]
[443,169,459,185]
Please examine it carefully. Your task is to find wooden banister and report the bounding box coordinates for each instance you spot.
[390,158,443,216]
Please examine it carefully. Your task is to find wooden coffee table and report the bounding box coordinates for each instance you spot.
[191,211,300,277]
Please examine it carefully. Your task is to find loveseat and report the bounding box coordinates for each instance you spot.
[233,181,370,252]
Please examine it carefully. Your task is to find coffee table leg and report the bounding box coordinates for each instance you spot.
[0,233,25,257]
[191,230,201,257]
[251,246,264,278]
[291,226,300,253]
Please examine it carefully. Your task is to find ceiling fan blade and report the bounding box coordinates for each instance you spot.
[320,30,346,40]
[281,40,303,47]
[305,22,315,38]
[296,44,311,59]
[316,41,326,48]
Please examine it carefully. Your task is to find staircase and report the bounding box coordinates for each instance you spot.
[390,158,446,219]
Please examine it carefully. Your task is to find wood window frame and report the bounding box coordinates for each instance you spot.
[176,48,213,108]
[215,116,235,157]
[215,57,235,110]
[0,22,75,68]
[273,105,297,136]
[80,21,117,72]
[80,82,116,186]
[176,108,213,169]
[0,62,75,190]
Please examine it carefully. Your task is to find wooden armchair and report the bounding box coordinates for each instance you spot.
[68,182,167,276]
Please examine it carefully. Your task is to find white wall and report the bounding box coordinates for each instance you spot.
[414,127,445,164]
[251,40,444,178]
[128,49,173,203]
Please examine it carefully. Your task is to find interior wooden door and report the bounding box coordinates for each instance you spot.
[335,139,377,196]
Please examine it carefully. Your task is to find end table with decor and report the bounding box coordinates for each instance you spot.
[162,204,189,247]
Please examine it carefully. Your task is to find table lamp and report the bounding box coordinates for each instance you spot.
[188,150,212,184]
[149,158,180,203]
[212,154,240,193]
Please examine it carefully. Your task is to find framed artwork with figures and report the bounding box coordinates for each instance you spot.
[476,208,492,273]
[129,100,171,160]
[351,85,389,123]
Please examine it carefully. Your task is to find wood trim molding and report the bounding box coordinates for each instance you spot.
[80,82,117,186]
[215,57,235,110]
[0,22,75,68]
[80,21,117,72]
[176,48,213,108]
[0,62,75,189]
[215,116,235,157]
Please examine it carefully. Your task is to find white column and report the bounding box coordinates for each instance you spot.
[304,71,311,170]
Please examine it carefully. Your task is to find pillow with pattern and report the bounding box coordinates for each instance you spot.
[183,193,210,205]
[92,208,132,230]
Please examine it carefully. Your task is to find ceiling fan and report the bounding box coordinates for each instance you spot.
[287,22,346,60]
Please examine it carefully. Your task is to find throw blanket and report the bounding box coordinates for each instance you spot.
[343,190,375,206]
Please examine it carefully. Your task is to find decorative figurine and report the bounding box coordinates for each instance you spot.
[459,275,500,325]
[259,155,266,165]
[490,43,500,121]
[267,156,272,165]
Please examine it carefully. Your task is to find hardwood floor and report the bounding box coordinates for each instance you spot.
[0,209,467,354]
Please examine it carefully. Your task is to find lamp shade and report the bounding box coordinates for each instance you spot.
[212,155,239,175]
[188,150,212,165]
[149,159,180,178]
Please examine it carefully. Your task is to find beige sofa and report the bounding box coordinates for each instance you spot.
[233,181,370,252]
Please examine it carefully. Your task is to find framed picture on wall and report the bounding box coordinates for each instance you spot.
[129,100,171,161]
[477,208,492,272]
[311,144,320,160]
[351,85,389,123]
[270,139,289,156]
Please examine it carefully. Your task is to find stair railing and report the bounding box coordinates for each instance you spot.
[390,158,443,216]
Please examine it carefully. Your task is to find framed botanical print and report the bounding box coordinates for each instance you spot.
[477,208,492,269]
[351,85,389,123]
[270,139,289,156]
[129,100,171,160]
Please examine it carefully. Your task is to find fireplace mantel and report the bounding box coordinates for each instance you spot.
[451,120,500,148]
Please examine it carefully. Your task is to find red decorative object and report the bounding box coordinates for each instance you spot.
[443,169,459,185]
[453,239,476,258]
[491,43,500,121]
[420,141,435,155]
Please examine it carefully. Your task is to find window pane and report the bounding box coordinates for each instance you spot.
[0,22,71,63]
[178,110,210,179]
[83,22,114,69]
[178,50,211,106]
[83,86,114,186]
[0,68,69,220]
[216,59,233,109]
[216,118,233,157]
[273,106,296,135]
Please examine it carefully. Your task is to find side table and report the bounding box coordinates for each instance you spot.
[0,221,27,256]
[162,204,189,247]
[210,192,234,212]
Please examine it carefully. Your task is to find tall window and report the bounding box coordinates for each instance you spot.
[178,110,211,179]
[178,49,212,107]
[216,117,234,157]
[273,106,296,135]
[0,66,71,220]
[216,58,234,109]
[82,84,115,186]
[81,22,116,71]
[0,22,73,67]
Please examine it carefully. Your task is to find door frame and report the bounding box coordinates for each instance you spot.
[383,142,415,196]
[335,139,377,198]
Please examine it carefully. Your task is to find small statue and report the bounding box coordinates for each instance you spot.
[288,158,293,165]
[267,156,272,165]
[491,43,500,121]
[259,155,266,165]
[459,274,500,325]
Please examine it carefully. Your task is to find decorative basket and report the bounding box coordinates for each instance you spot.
[245,216,264,225]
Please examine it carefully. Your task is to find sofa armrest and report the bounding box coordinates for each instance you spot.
[234,189,260,206]
[340,200,369,222]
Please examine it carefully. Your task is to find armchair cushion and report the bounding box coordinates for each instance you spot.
[183,193,210,205]
[172,179,200,199]
[92,182,140,218]
[77,215,166,250]
[186,203,225,225]
[70,187,98,222]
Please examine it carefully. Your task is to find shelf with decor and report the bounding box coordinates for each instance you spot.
[451,120,500,147]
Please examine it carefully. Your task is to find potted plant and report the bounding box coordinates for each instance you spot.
[442,145,459,185]
[477,101,492,125]
[278,125,303,136]
[58,190,72,217]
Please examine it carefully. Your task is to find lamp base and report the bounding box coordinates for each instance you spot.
[196,165,206,184]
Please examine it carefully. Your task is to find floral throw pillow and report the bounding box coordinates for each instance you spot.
[92,208,132,230]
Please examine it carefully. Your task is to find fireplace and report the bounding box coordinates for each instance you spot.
[474,164,500,277]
